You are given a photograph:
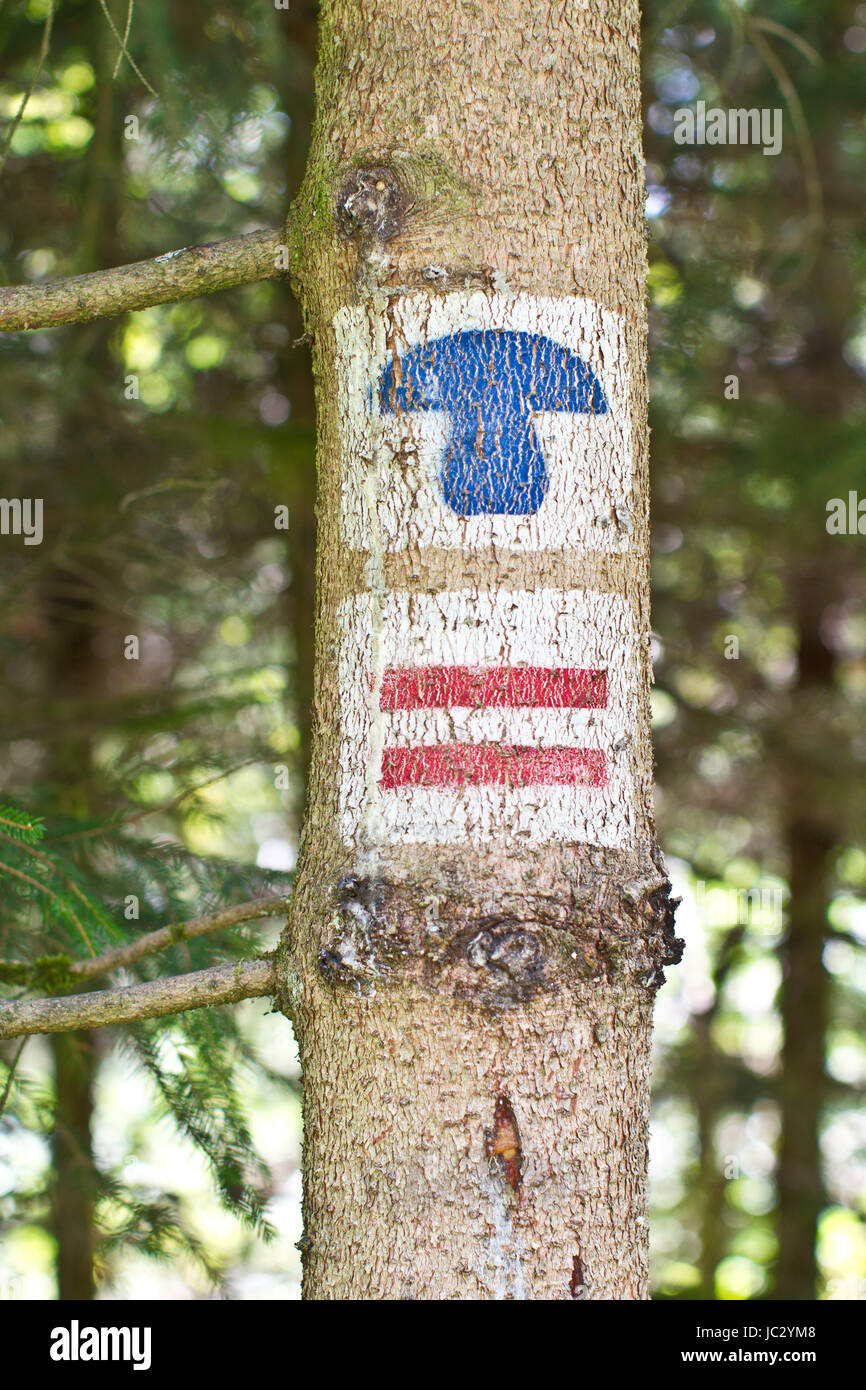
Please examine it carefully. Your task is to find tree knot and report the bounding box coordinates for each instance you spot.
[336,167,407,244]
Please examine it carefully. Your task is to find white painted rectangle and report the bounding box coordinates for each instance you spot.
[337,588,641,850]
[334,292,634,554]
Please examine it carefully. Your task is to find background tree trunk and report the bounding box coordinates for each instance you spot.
[48,9,122,1296]
[771,229,857,1298]
[774,581,834,1299]
[279,0,679,1300]
[51,1034,97,1299]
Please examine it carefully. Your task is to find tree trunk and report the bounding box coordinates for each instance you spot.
[775,814,830,1299]
[775,573,835,1299]
[52,1034,97,1300]
[279,0,680,1299]
[47,574,104,1299]
[47,11,125,1298]
[770,221,855,1297]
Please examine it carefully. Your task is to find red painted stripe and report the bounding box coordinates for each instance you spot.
[379,666,607,710]
[380,744,608,790]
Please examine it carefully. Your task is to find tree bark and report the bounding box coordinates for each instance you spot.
[775,572,835,1299]
[279,0,679,1299]
[776,814,830,1299]
[52,1032,97,1300]
[45,19,122,1295]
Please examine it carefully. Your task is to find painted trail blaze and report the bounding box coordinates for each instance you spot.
[379,665,608,711]
[378,329,607,516]
[337,589,640,850]
[380,745,608,790]
[336,293,633,555]
[334,294,640,850]
[379,664,609,790]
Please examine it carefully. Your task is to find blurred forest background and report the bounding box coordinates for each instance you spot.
[0,0,864,1301]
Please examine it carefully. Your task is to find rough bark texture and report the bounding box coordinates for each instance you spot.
[279,0,679,1299]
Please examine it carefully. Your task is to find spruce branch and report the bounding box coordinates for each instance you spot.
[0,895,290,987]
[70,895,291,981]
[0,858,69,914]
[0,957,275,1039]
[0,834,99,955]
[0,229,289,333]
[0,808,45,843]
[0,1037,28,1118]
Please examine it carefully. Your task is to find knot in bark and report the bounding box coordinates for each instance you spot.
[466,922,545,992]
[336,167,406,243]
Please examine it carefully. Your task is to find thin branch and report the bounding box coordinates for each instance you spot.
[0,0,55,183]
[96,0,157,96]
[749,16,822,69]
[0,1037,28,1117]
[118,477,222,513]
[121,757,268,827]
[745,20,824,291]
[71,895,291,981]
[0,957,275,1039]
[51,756,270,843]
[112,0,136,82]
[0,813,42,836]
[0,858,64,907]
[0,228,288,333]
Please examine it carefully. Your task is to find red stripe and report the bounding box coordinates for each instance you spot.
[380,744,608,790]
[379,666,607,710]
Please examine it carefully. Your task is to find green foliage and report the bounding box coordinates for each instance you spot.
[644,0,866,1301]
[129,1021,275,1239]
[0,807,45,844]
[0,792,294,1268]
[98,1181,225,1290]
[0,813,124,959]
[0,0,314,1295]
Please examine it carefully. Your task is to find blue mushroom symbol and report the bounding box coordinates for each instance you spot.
[378,329,608,516]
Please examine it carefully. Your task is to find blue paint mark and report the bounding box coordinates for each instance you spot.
[378,329,607,516]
